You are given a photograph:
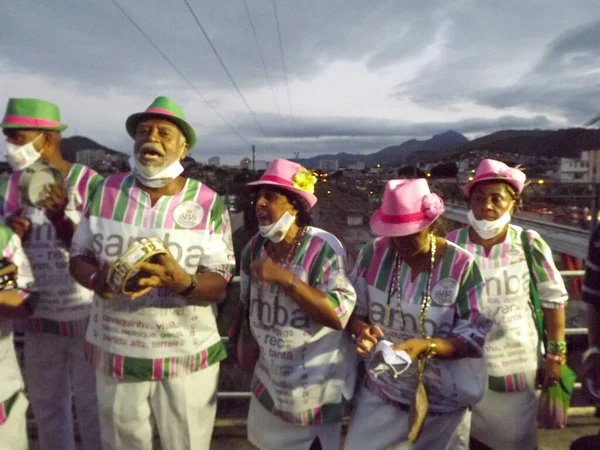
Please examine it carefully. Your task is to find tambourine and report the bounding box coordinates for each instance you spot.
[18,166,63,207]
[0,258,18,291]
[106,237,168,295]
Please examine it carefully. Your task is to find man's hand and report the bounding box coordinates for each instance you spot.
[133,253,191,300]
[356,325,384,359]
[40,183,68,223]
[91,262,113,299]
[6,211,31,241]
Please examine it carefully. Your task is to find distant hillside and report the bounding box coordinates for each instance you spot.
[61,136,125,162]
[445,128,600,161]
[300,130,468,167]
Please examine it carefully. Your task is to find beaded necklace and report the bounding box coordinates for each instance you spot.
[384,233,436,339]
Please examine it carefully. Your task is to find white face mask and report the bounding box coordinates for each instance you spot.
[5,133,44,171]
[467,210,512,240]
[129,156,184,188]
[258,211,296,243]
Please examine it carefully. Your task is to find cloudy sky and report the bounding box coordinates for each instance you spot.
[1,0,599,164]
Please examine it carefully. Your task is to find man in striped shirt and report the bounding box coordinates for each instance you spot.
[70,96,235,450]
[0,223,38,450]
[0,98,103,450]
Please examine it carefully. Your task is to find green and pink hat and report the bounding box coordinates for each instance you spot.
[126,96,197,149]
[0,98,68,132]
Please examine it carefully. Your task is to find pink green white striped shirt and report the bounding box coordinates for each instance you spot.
[241,228,357,426]
[72,173,234,381]
[0,163,103,336]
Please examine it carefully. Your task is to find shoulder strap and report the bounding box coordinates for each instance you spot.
[520,230,545,343]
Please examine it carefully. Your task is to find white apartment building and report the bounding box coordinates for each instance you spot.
[559,157,588,182]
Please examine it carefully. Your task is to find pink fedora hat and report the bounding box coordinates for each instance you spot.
[370,179,444,237]
[463,158,526,196]
[247,158,318,208]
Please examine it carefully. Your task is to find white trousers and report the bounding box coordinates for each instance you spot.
[247,395,343,450]
[0,391,29,450]
[471,388,539,450]
[96,362,220,450]
[24,332,102,450]
[345,387,470,450]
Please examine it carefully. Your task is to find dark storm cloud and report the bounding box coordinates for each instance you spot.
[478,20,600,123]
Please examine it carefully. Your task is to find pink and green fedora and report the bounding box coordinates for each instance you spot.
[126,96,196,149]
[0,98,67,132]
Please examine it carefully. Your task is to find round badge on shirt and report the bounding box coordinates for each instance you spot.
[430,278,459,306]
[173,201,204,228]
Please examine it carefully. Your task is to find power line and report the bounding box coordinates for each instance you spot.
[182,0,274,146]
[242,0,287,130]
[109,0,250,146]
[272,0,296,135]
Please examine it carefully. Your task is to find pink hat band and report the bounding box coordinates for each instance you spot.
[3,115,61,128]
[259,174,294,187]
[146,107,175,116]
[378,211,428,224]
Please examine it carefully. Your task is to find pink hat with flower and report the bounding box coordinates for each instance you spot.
[370,179,444,237]
[463,159,526,196]
[247,158,318,208]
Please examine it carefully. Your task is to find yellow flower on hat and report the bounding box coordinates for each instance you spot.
[292,169,318,194]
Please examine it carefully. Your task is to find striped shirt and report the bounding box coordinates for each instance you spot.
[71,173,235,381]
[241,228,357,426]
[447,224,568,392]
[0,164,103,336]
[0,225,34,409]
[352,237,488,412]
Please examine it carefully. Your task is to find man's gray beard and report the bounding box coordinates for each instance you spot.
[134,155,170,177]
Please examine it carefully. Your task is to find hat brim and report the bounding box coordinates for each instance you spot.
[0,122,67,132]
[126,112,196,149]
[462,176,524,197]
[370,208,439,237]
[247,180,318,208]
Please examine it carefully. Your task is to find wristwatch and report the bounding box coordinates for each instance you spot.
[582,346,600,364]
[178,274,197,297]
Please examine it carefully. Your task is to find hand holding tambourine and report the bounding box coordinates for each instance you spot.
[106,237,190,300]
[0,258,18,292]
[40,183,68,223]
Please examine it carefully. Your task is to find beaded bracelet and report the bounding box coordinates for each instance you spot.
[547,341,567,355]
[545,353,567,364]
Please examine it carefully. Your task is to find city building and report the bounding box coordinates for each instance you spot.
[76,149,106,166]
[320,159,339,172]
[348,161,366,171]
[208,156,221,167]
[559,157,589,182]
[582,150,600,183]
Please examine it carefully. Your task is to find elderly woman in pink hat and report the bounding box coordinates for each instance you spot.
[345,178,489,450]
[228,158,357,450]
[447,159,568,450]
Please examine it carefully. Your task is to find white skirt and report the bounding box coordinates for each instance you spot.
[247,396,343,450]
[471,388,538,450]
[344,387,470,450]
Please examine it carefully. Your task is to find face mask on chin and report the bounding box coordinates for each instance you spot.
[467,210,512,240]
[129,155,184,189]
[258,211,296,243]
[5,133,44,171]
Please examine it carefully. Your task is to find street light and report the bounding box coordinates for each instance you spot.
[538,179,544,184]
